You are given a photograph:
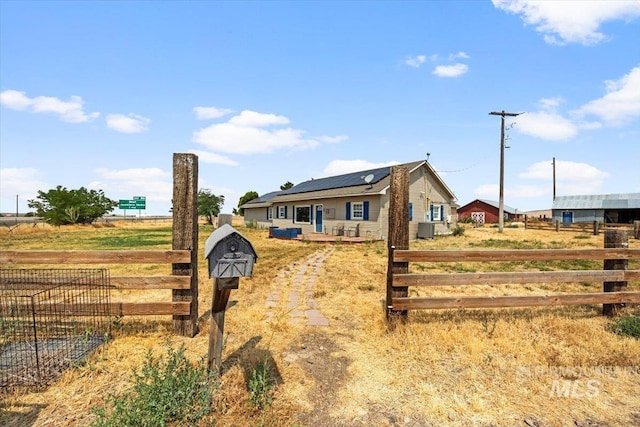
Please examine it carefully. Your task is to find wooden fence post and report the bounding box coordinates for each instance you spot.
[634,220,640,239]
[603,229,628,316]
[555,220,560,232]
[593,220,599,236]
[172,153,199,337]
[524,215,528,230]
[386,166,409,322]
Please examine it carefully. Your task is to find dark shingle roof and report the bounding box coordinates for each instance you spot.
[279,165,392,195]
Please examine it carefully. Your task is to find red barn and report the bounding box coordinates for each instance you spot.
[457,199,519,224]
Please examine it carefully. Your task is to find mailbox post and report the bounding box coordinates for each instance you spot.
[204,224,258,373]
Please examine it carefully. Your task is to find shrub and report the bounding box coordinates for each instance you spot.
[609,316,640,339]
[451,226,465,237]
[91,341,218,427]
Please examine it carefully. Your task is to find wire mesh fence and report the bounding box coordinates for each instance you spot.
[0,268,111,390]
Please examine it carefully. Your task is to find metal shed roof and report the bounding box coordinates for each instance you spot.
[552,193,640,210]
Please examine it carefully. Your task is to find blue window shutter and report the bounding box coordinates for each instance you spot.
[310,205,313,222]
[430,204,434,221]
[441,205,445,221]
[266,208,269,220]
[284,206,288,219]
[363,201,369,220]
[409,202,413,221]
[346,202,351,220]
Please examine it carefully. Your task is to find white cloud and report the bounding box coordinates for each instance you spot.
[492,0,640,45]
[106,113,151,133]
[405,55,427,68]
[193,109,345,155]
[572,66,640,126]
[520,159,609,195]
[92,168,172,202]
[514,111,577,141]
[0,89,99,123]
[538,97,564,111]
[0,168,48,201]
[193,106,235,120]
[321,160,400,177]
[474,184,499,199]
[433,63,469,78]
[448,51,470,61]
[228,110,290,127]
[317,135,348,144]
[189,150,239,166]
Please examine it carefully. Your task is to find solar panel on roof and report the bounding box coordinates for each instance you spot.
[281,165,392,195]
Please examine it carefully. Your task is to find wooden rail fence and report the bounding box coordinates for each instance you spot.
[0,153,201,336]
[385,165,640,320]
[0,250,194,317]
[388,246,640,313]
[525,217,640,238]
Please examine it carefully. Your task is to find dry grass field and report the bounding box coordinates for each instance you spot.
[1,220,639,427]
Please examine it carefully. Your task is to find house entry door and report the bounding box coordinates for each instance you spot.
[315,205,323,233]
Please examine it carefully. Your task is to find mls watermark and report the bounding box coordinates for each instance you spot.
[516,365,639,398]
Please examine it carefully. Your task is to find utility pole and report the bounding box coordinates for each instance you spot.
[489,110,521,233]
[552,157,556,201]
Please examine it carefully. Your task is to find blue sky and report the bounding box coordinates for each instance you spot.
[1,1,639,216]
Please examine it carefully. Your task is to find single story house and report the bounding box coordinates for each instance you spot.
[242,160,458,240]
[457,199,520,224]
[552,193,640,224]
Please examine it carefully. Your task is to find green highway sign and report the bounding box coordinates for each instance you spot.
[119,199,146,210]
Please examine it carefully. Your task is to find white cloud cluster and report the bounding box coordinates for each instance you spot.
[0,89,151,133]
[513,65,639,140]
[515,111,578,141]
[404,51,470,77]
[0,167,48,201]
[492,0,640,45]
[520,160,609,195]
[405,55,426,68]
[105,113,151,133]
[0,90,99,123]
[193,106,235,120]
[192,109,347,164]
[573,66,640,126]
[433,63,469,78]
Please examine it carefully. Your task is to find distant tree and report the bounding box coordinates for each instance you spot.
[28,185,118,226]
[237,191,259,216]
[197,189,224,225]
[280,181,294,190]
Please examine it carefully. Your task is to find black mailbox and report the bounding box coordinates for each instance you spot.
[204,224,258,280]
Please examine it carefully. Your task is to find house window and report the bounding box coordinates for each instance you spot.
[267,207,273,220]
[278,206,286,219]
[430,204,443,221]
[352,202,364,220]
[294,205,311,224]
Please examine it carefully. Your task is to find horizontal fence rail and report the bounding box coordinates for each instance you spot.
[387,247,640,314]
[0,250,193,316]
